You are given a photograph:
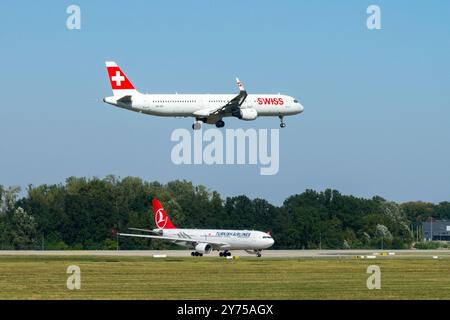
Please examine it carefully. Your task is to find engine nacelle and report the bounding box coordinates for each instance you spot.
[195,243,212,254]
[233,108,258,121]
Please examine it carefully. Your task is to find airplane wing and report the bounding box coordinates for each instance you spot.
[195,78,247,117]
[118,232,229,249]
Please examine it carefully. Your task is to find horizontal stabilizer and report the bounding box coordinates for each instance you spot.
[128,227,161,234]
[117,95,132,104]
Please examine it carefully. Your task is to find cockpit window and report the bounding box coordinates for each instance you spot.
[263,236,272,239]
[293,100,299,103]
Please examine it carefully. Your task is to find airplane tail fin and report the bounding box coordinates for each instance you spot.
[152,199,177,229]
[105,61,140,97]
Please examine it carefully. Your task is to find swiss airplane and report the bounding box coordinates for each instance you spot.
[118,199,275,257]
[103,61,304,129]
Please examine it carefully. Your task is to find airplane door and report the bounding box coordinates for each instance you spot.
[142,97,150,111]
[197,97,205,109]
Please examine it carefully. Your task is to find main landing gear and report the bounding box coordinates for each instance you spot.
[279,116,286,128]
[191,251,203,257]
[219,251,231,257]
[192,119,225,129]
[215,120,225,128]
[192,121,202,130]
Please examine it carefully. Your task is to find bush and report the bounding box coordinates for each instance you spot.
[102,238,117,250]
[45,241,69,250]
[70,243,84,250]
[414,241,442,250]
[392,237,408,249]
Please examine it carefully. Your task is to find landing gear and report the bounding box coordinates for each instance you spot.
[192,121,202,130]
[191,251,203,257]
[215,120,225,128]
[279,116,286,128]
[256,250,262,258]
[219,251,231,257]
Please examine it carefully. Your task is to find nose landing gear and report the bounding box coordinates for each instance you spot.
[279,116,286,128]
[191,252,203,257]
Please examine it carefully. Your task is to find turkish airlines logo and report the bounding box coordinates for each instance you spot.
[155,208,168,228]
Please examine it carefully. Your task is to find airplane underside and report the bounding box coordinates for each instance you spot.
[192,115,287,130]
[190,249,263,258]
[115,106,289,130]
[136,108,289,130]
[179,242,264,258]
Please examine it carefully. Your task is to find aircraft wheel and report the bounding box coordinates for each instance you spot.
[191,252,195,256]
[215,120,225,128]
[219,252,223,257]
[199,253,203,257]
[279,115,286,128]
[257,252,262,258]
[192,122,202,130]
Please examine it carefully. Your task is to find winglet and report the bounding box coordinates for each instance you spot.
[236,77,246,92]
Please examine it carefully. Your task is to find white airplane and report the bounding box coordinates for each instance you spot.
[118,199,275,257]
[103,61,304,129]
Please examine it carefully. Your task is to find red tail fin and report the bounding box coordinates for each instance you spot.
[105,61,138,97]
[152,199,177,229]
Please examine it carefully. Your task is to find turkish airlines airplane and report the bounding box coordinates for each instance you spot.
[103,61,304,129]
[118,199,275,257]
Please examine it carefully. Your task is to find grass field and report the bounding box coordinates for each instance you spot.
[0,255,449,299]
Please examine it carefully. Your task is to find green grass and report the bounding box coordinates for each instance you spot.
[0,255,449,299]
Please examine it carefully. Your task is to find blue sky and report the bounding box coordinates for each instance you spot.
[0,1,449,205]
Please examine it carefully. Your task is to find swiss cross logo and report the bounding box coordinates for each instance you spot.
[106,66,135,90]
[111,71,125,86]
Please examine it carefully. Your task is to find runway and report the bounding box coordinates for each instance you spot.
[0,249,448,258]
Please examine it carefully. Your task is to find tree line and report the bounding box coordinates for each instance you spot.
[0,176,449,250]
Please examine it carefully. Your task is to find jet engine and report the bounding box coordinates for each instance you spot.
[195,243,212,254]
[232,108,258,121]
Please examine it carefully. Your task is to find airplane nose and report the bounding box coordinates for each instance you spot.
[297,104,304,114]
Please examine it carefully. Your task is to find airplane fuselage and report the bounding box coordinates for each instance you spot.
[157,228,274,251]
[104,93,303,121]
